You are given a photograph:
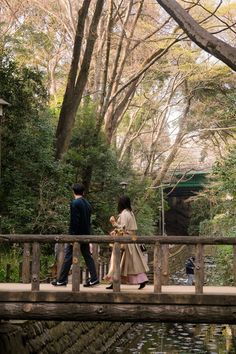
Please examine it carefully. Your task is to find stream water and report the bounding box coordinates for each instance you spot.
[110,322,236,354]
[106,253,234,353]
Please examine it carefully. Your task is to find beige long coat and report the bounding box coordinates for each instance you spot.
[105,209,149,280]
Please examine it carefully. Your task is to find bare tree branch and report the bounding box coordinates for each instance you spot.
[156,0,236,71]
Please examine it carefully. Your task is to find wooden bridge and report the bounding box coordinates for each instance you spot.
[1,234,236,324]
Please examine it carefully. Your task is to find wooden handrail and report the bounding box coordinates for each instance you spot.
[0,234,236,244]
[1,234,236,294]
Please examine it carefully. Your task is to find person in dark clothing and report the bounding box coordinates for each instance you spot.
[185,256,195,285]
[51,183,99,287]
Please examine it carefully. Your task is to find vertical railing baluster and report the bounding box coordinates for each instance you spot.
[31,242,40,291]
[82,269,86,283]
[195,243,204,294]
[99,263,102,281]
[22,243,31,283]
[113,242,121,292]
[57,243,65,280]
[154,242,162,293]
[93,244,99,276]
[19,262,22,282]
[162,244,169,285]
[72,242,80,292]
[101,262,105,281]
[6,264,10,282]
[80,268,83,283]
[233,245,236,286]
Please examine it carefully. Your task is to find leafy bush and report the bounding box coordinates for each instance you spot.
[66,99,158,235]
[0,54,74,234]
[189,145,236,284]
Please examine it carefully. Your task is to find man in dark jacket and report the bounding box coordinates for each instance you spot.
[52,183,99,287]
[185,256,195,285]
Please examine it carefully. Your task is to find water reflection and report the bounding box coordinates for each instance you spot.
[111,323,235,354]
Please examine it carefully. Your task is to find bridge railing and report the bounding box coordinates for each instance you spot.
[1,234,236,293]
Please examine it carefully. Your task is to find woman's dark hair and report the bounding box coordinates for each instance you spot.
[72,183,85,196]
[118,195,132,213]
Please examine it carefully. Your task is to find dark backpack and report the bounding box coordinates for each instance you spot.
[185,258,194,270]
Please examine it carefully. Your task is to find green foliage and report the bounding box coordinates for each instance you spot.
[125,177,158,236]
[187,65,236,135]
[66,99,158,235]
[189,145,236,237]
[188,196,211,236]
[209,246,234,286]
[189,146,236,284]
[0,244,55,282]
[203,146,236,238]
[0,54,73,234]
[213,147,236,198]
[0,244,22,282]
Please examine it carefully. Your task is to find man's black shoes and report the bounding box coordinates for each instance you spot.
[106,283,113,289]
[51,278,100,287]
[83,279,100,287]
[51,280,67,286]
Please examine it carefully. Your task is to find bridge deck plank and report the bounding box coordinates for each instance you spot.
[1,284,236,323]
[1,283,236,306]
[1,283,236,293]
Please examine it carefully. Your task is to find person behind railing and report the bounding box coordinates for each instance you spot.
[104,195,149,290]
[51,183,99,287]
[185,256,195,285]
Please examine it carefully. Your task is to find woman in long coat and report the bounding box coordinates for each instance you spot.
[105,196,149,289]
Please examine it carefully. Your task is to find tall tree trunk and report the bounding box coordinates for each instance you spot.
[55,0,105,160]
[95,0,114,131]
[156,0,236,71]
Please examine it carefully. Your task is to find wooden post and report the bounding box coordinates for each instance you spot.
[154,242,162,293]
[72,242,80,292]
[57,243,65,279]
[195,243,204,294]
[19,262,22,281]
[22,243,31,283]
[162,244,169,285]
[6,264,11,282]
[92,243,99,276]
[101,262,105,280]
[31,242,40,291]
[104,262,108,275]
[234,245,236,286]
[80,268,83,283]
[99,263,103,281]
[113,242,121,292]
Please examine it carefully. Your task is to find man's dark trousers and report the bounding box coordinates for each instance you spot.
[58,243,97,283]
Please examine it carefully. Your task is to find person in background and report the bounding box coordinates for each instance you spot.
[185,256,195,285]
[104,195,149,290]
[51,183,99,287]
